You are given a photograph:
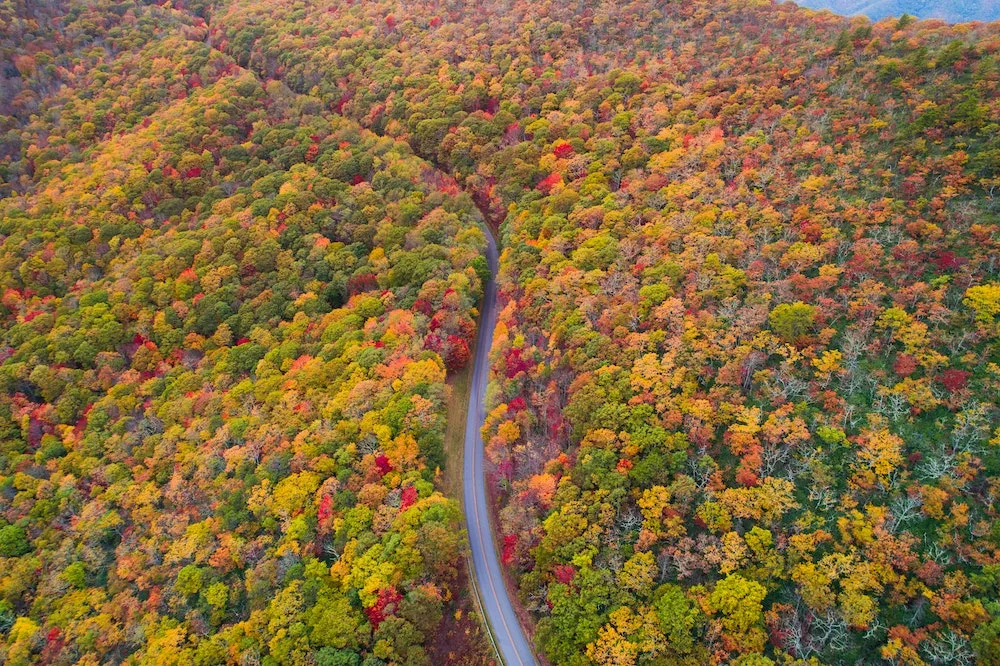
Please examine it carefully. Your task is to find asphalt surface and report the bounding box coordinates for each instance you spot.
[463,224,539,666]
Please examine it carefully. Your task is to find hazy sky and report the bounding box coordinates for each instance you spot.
[793,0,1000,22]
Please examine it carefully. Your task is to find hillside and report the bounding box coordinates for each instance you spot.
[3,1,1000,665]
[0,3,491,665]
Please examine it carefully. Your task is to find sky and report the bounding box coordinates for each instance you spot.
[792,0,1000,22]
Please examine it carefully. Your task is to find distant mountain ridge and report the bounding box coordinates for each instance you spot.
[794,0,1000,22]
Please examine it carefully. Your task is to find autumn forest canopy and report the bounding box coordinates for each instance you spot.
[2,0,1000,665]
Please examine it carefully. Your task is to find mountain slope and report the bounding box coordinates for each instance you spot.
[0,4,490,665]
[211,1,1000,663]
[2,0,1000,665]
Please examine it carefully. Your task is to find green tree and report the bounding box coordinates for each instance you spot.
[309,596,365,650]
[973,617,1000,666]
[768,302,817,342]
[0,525,30,557]
[62,562,86,589]
[175,564,205,596]
[709,574,768,654]
[653,584,701,655]
[316,648,362,666]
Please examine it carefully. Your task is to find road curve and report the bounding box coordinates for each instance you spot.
[463,222,539,666]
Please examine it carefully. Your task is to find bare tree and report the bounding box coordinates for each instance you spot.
[616,505,642,533]
[950,402,991,455]
[922,630,974,666]
[888,494,923,533]
[779,600,852,659]
[918,450,956,482]
[811,608,851,653]
[924,539,953,567]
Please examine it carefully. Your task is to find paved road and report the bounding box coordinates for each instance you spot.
[463,223,539,666]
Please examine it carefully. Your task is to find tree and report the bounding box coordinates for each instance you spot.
[973,617,1000,666]
[709,574,768,654]
[768,302,817,342]
[586,607,641,666]
[316,648,362,666]
[309,596,365,650]
[653,584,701,655]
[964,284,1000,335]
[175,565,204,597]
[618,552,657,595]
[444,335,471,372]
[0,525,30,557]
[855,427,904,487]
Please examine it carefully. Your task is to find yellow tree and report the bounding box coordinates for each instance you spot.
[708,574,769,655]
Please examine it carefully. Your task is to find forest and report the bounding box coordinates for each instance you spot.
[2,0,1000,665]
[1,2,490,664]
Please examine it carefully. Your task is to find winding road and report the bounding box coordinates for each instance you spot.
[463,222,539,666]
